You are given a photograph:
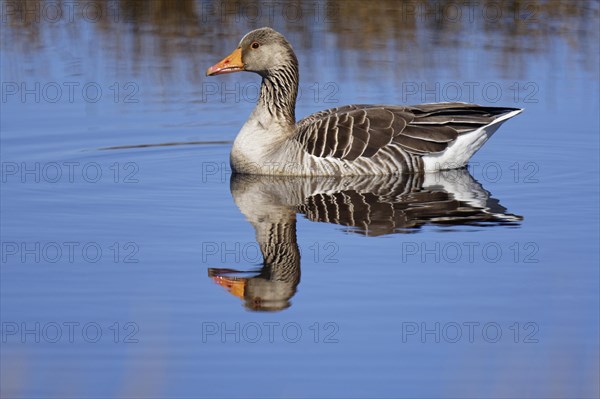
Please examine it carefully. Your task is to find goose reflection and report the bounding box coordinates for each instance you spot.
[208,169,522,311]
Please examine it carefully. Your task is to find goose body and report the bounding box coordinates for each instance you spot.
[207,28,522,176]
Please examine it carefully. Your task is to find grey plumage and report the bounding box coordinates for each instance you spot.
[296,103,519,160]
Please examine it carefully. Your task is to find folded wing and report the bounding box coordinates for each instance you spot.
[295,103,520,160]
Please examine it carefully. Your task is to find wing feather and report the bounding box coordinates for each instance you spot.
[295,103,520,160]
[399,125,458,143]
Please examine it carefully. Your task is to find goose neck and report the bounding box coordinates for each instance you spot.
[257,64,299,127]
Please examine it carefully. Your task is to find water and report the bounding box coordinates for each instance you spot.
[1,1,599,397]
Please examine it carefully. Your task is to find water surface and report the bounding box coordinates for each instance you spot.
[1,1,599,398]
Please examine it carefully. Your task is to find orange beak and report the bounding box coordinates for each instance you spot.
[211,275,247,299]
[206,48,244,76]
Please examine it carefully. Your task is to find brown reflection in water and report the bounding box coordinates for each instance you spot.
[2,0,598,84]
[209,169,522,312]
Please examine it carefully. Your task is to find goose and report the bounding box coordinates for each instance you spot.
[206,27,522,176]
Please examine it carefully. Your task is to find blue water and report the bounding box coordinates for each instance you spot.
[1,1,599,398]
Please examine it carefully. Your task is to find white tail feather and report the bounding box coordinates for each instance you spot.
[422,109,522,172]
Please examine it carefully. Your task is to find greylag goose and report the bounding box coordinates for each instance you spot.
[206,27,522,176]
[209,171,522,311]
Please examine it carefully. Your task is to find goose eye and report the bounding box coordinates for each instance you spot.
[251,42,260,49]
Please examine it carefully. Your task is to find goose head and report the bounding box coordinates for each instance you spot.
[206,27,298,77]
[209,270,297,312]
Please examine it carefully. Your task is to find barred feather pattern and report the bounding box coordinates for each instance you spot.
[258,221,300,284]
[258,63,299,126]
[290,103,519,175]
